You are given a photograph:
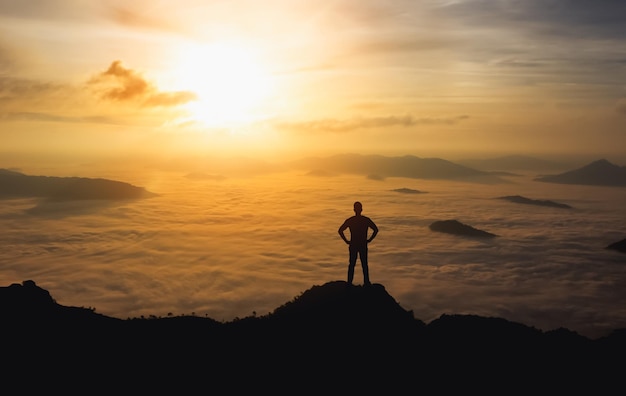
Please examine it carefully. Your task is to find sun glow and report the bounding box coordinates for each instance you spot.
[173,42,274,127]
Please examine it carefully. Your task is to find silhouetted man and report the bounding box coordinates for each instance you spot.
[338,201,378,286]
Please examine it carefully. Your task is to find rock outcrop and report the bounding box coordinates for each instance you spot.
[429,219,497,238]
[497,195,572,209]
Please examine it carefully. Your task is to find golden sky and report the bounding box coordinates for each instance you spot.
[1,0,625,163]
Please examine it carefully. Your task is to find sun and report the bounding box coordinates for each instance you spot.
[172,42,274,127]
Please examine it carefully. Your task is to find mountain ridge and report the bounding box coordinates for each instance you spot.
[6,279,625,340]
[456,154,569,172]
[288,153,507,183]
[3,279,625,393]
[0,168,157,200]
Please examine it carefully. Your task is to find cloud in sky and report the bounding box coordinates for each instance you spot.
[87,60,196,107]
[2,111,120,125]
[0,0,625,162]
[276,114,470,134]
[0,77,62,105]
[106,5,182,32]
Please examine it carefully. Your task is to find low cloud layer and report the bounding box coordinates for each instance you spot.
[1,167,625,339]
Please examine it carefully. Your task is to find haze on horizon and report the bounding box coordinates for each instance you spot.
[1,0,625,165]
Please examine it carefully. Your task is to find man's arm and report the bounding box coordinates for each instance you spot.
[367,219,378,243]
[338,221,350,244]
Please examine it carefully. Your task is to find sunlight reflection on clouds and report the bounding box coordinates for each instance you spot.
[1,170,625,338]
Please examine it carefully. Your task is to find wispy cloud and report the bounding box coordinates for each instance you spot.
[0,77,63,102]
[439,0,626,39]
[277,114,470,134]
[1,112,120,124]
[107,5,182,32]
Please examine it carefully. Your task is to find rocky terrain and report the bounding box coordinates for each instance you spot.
[3,279,624,393]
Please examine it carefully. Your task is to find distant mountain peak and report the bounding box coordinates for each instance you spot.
[535,159,626,187]
[587,158,616,168]
[288,153,505,183]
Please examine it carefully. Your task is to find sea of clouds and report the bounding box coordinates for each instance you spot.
[1,168,625,339]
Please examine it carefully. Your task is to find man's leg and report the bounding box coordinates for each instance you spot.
[361,247,371,285]
[347,246,358,284]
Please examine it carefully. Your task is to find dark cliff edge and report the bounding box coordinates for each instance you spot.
[2,280,625,392]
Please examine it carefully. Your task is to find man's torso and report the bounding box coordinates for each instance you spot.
[344,215,373,246]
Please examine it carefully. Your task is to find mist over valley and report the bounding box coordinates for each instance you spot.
[1,153,625,340]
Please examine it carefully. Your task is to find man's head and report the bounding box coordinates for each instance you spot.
[353,201,362,214]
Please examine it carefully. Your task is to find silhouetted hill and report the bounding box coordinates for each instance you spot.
[497,195,572,209]
[534,159,626,186]
[429,219,497,237]
[0,168,157,200]
[288,153,506,183]
[457,154,567,172]
[3,280,625,393]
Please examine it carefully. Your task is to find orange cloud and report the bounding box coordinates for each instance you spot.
[88,60,196,107]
